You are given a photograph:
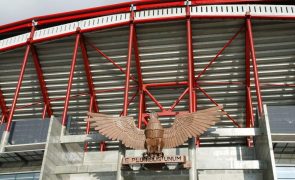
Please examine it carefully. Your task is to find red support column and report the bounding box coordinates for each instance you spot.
[133,26,145,129]
[246,17,263,116]
[84,95,94,152]
[0,88,8,123]
[61,29,81,126]
[186,3,197,180]
[187,9,196,113]
[186,4,199,147]
[245,19,255,147]
[31,46,53,118]
[122,15,134,116]
[245,23,255,127]
[117,8,135,180]
[5,26,35,131]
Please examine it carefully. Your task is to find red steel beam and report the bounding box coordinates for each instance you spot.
[138,91,145,128]
[31,46,53,118]
[80,35,103,151]
[246,17,263,116]
[0,0,289,34]
[87,96,94,134]
[5,26,35,131]
[197,85,241,128]
[145,81,188,88]
[13,86,137,111]
[3,15,295,53]
[86,40,138,83]
[245,21,254,147]
[42,104,47,120]
[169,88,189,111]
[80,36,99,113]
[186,6,196,113]
[132,24,145,128]
[195,25,244,81]
[186,4,199,150]
[245,23,254,128]
[144,88,165,111]
[84,95,94,152]
[122,18,135,116]
[120,90,139,116]
[0,88,8,123]
[198,81,244,86]
[143,111,188,117]
[61,30,81,126]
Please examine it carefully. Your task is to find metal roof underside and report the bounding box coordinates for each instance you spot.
[0,16,294,147]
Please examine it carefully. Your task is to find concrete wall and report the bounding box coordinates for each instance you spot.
[198,170,263,180]
[38,113,278,180]
[254,105,278,180]
[40,116,84,180]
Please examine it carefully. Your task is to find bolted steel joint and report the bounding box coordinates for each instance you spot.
[76,27,81,33]
[26,38,32,45]
[32,20,38,27]
[246,11,251,19]
[185,0,191,6]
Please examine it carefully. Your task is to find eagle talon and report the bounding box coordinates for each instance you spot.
[142,152,151,158]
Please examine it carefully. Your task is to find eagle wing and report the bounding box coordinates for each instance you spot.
[163,106,223,148]
[85,112,145,149]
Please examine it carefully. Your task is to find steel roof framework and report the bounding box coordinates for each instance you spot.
[0,2,294,152]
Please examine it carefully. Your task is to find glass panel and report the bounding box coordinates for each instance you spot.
[0,172,40,180]
[277,166,295,180]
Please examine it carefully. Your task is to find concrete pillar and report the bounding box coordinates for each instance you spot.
[0,131,10,152]
[116,142,125,180]
[189,138,197,180]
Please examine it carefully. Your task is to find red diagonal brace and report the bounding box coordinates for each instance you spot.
[246,17,263,116]
[144,88,165,111]
[80,36,99,113]
[196,85,241,128]
[85,40,138,83]
[0,88,8,123]
[169,88,189,111]
[120,90,139,116]
[195,25,244,81]
[31,46,53,118]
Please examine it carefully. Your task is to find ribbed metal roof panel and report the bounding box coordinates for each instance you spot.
[0,4,294,146]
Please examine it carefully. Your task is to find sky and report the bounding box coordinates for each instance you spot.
[0,0,129,25]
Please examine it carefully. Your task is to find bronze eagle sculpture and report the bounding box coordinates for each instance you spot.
[86,106,223,155]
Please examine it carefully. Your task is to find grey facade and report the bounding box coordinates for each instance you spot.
[0,3,294,180]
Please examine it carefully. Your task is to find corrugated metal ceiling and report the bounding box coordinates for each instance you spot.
[0,9,294,147]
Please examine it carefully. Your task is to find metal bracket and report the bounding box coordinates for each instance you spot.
[246,11,251,18]
[185,0,192,6]
[32,20,38,27]
[130,4,136,11]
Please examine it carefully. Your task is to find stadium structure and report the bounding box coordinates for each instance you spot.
[0,0,294,179]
